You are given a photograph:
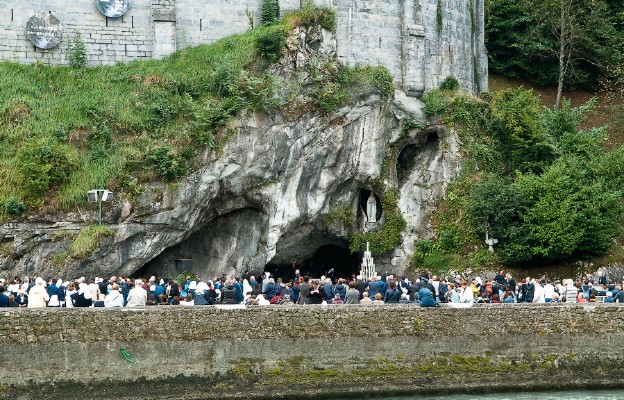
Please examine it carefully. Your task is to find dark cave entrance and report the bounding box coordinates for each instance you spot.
[265,242,361,282]
[397,131,440,183]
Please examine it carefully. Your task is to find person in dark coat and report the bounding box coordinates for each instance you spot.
[220,280,239,304]
[264,279,277,301]
[383,282,401,304]
[0,286,10,307]
[355,278,367,299]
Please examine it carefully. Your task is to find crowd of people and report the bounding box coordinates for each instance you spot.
[0,269,622,308]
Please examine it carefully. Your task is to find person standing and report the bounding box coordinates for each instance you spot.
[298,276,311,305]
[27,277,49,308]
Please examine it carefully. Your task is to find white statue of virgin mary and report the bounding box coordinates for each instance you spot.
[366,193,377,223]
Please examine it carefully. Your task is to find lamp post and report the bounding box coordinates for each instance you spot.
[484,221,498,253]
[87,189,112,226]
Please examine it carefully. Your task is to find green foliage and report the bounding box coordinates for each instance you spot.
[421,89,452,117]
[254,26,286,62]
[4,198,26,216]
[284,1,336,32]
[68,32,88,69]
[67,225,114,259]
[486,0,624,89]
[488,88,554,173]
[440,76,459,91]
[349,191,407,254]
[436,0,443,35]
[17,142,76,200]
[260,0,280,25]
[174,272,196,285]
[145,146,187,181]
[442,90,624,267]
[0,4,353,217]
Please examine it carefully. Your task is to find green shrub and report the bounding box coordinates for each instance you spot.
[421,89,451,116]
[17,142,75,199]
[440,76,460,91]
[254,26,286,62]
[68,32,88,69]
[4,198,26,216]
[292,2,337,32]
[439,227,460,251]
[315,82,349,113]
[260,0,280,25]
[145,145,187,181]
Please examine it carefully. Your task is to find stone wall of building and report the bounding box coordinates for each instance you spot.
[0,304,622,399]
[0,0,487,94]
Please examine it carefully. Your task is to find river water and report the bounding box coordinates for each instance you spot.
[365,391,624,400]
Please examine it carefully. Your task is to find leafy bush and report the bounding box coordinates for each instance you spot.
[145,146,187,181]
[315,82,349,113]
[254,26,286,62]
[68,32,88,69]
[17,142,75,199]
[285,1,336,32]
[4,198,26,216]
[260,0,280,25]
[440,76,460,91]
[421,89,451,116]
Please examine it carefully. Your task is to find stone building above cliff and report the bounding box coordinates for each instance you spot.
[0,0,487,95]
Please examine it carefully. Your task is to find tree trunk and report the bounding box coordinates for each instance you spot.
[555,0,566,109]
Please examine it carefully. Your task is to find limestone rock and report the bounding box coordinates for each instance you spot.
[0,27,462,280]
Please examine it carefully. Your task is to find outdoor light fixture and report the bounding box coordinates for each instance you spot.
[87,189,113,226]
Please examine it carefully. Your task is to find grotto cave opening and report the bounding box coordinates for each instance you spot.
[397,130,440,183]
[265,242,361,282]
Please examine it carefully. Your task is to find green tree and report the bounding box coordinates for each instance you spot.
[486,0,624,96]
[487,88,554,173]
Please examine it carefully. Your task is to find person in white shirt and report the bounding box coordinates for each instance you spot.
[460,281,474,303]
[104,283,124,307]
[126,279,147,307]
[543,281,556,303]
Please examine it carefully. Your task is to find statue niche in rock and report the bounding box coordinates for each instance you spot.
[365,192,380,231]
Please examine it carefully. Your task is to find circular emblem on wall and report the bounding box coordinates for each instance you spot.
[95,0,130,18]
[26,13,63,50]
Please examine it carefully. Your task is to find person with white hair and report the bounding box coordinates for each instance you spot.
[27,277,49,308]
[125,279,147,307]
[104,283,124,307]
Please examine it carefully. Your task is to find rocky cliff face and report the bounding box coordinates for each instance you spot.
[0,26,462,280]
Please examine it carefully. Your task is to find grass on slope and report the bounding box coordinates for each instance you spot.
[0,5,392,219]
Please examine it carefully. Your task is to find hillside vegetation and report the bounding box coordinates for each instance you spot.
[413,80,624,273]
[0,5,392,219]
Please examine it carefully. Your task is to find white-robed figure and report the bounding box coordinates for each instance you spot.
[242,279,253,301]
[366,193,377,223]
[27,277,49,308]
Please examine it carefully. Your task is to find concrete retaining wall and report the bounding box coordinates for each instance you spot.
[0,304,622,399]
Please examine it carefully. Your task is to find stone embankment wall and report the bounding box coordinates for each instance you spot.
[1,304,622,399]
[0,0,487,94]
